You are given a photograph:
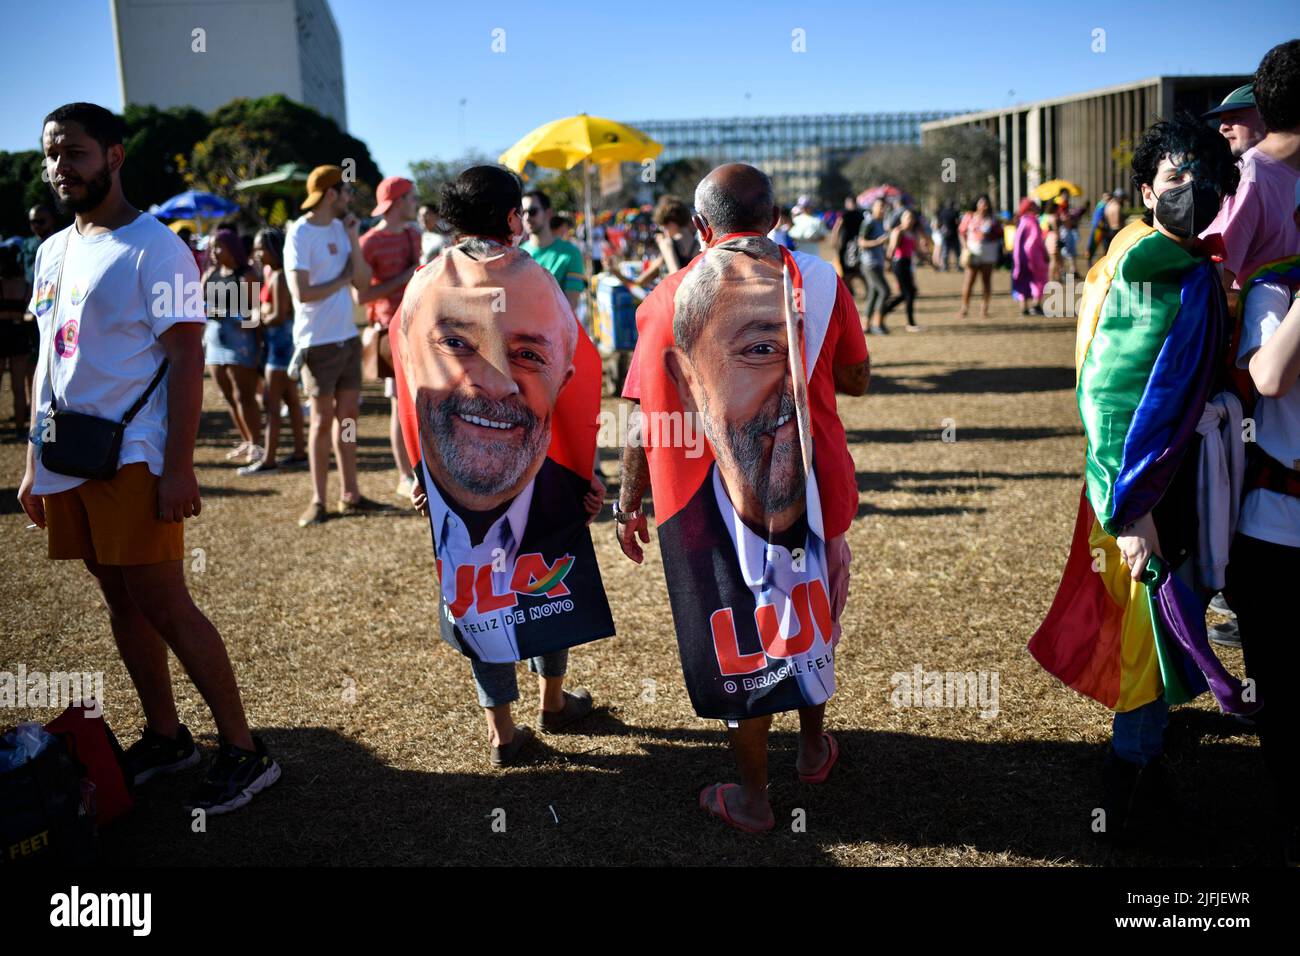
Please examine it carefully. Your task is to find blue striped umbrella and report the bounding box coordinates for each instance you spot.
[149,190,239,220]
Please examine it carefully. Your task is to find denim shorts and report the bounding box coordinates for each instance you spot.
[263,322,295,371]
[469,650,569,708]
[203,317,259,369]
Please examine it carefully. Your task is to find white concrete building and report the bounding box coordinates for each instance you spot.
[110,0,347,129]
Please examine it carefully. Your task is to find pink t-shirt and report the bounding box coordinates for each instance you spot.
[1204,147,1300,287]
[893,231,916,260]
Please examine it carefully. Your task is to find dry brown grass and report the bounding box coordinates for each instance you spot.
[0,265,1268,866]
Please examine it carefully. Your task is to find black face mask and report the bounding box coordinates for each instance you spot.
[1154,180,1221,239]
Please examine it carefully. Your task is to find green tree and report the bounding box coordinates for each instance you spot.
[839,144,928,204]
[120,104,212,211]
[189,95,382,221]
[924,126,1000,208]
[654,158,711,204]
[408,151,496,208]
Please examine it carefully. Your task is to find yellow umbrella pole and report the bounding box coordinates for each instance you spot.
[583,158,595,335]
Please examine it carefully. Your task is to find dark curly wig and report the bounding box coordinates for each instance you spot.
[1131,111,1241,226]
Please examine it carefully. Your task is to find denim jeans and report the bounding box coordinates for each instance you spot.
[470,650,568,708]
[1112,696,1170,766]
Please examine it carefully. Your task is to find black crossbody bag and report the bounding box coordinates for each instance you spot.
[37,232,169,481]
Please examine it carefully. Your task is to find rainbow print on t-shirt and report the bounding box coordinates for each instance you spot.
[33,280,55,316]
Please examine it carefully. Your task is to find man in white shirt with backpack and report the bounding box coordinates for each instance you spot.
[18,102,279,815]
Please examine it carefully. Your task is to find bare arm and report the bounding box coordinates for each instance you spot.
[287,260,351,304]
[157,322,206,521]
[347,223,371,293]
[616,412,652,563]
[355,265,415,306]
[1248,294,1300,398]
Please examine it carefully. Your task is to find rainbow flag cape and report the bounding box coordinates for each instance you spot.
[1030,221,1257,714]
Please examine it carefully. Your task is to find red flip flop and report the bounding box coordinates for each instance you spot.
[698,783,773,834]
[797,732,839,784]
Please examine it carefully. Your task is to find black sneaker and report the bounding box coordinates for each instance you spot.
[124,724,201,786]
[1209,619,1242,648]
[184,737,281,816]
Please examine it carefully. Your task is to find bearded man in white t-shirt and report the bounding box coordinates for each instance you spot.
[17,102,280,815]
[284,164,385,527]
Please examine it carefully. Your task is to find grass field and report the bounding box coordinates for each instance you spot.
[0,263,1270,866]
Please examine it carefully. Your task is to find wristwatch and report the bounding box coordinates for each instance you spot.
[612,501,643,524]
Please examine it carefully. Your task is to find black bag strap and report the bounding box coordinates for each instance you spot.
[121,359,169,425]
[46,228,170,423]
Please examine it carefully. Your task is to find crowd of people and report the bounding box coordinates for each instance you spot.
[8,37,1300,864]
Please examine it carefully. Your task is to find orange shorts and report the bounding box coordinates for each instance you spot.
[43,462,185,566]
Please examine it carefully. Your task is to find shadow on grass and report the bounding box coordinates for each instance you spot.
[101,710,1270,866]
[843,425,1080,445]
[867,365,1076,396]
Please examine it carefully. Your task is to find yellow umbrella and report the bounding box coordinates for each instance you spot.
[1035,179,1083,201]
[499,114,661,173]
[500,115,662,328]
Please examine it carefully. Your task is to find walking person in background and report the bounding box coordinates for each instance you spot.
[239,227,306,475]
[285,164,384,527]
[958,194,1000,317]
[1095,188,1127,260]
[768,207,797,250]
[879,208,928,332]
[832,195,866,298]
[0,246,31,439]
[624,195,700,288]
[857,197,891,335]
[1058,202,1079,278]
[937,200,961,271]
[1011,198,1048,315]
[1044,209,1063,285]
[202,228,262,466]
[358,175,421,502]
[1086,191,1111,264]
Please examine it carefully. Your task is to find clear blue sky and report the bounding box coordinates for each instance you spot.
[1,0,1295,178]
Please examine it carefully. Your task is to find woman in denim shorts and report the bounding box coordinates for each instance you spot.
[240,228,306,475]
[202,229,262,465]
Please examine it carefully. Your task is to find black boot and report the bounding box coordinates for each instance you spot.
[1097,748,1142,844]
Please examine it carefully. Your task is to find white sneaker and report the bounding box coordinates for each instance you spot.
[1208,592,1235,618]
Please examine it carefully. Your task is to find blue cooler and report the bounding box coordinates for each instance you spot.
[594,275,640,356]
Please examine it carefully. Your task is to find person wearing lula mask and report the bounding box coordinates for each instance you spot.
[1030,112,1246,847]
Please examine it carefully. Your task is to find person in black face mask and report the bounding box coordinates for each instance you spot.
[1133,111,1240,248]
[1030,113,1243,850]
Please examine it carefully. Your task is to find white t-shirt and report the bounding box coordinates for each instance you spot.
[1237,281,1300,547]
[28,213,204,495]
[284,216,357,348]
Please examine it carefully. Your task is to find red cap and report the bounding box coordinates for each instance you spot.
[372,176,414,217]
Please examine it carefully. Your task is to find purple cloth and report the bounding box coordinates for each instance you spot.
[1011,216,1048,301]
[1150,568,1260,715]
